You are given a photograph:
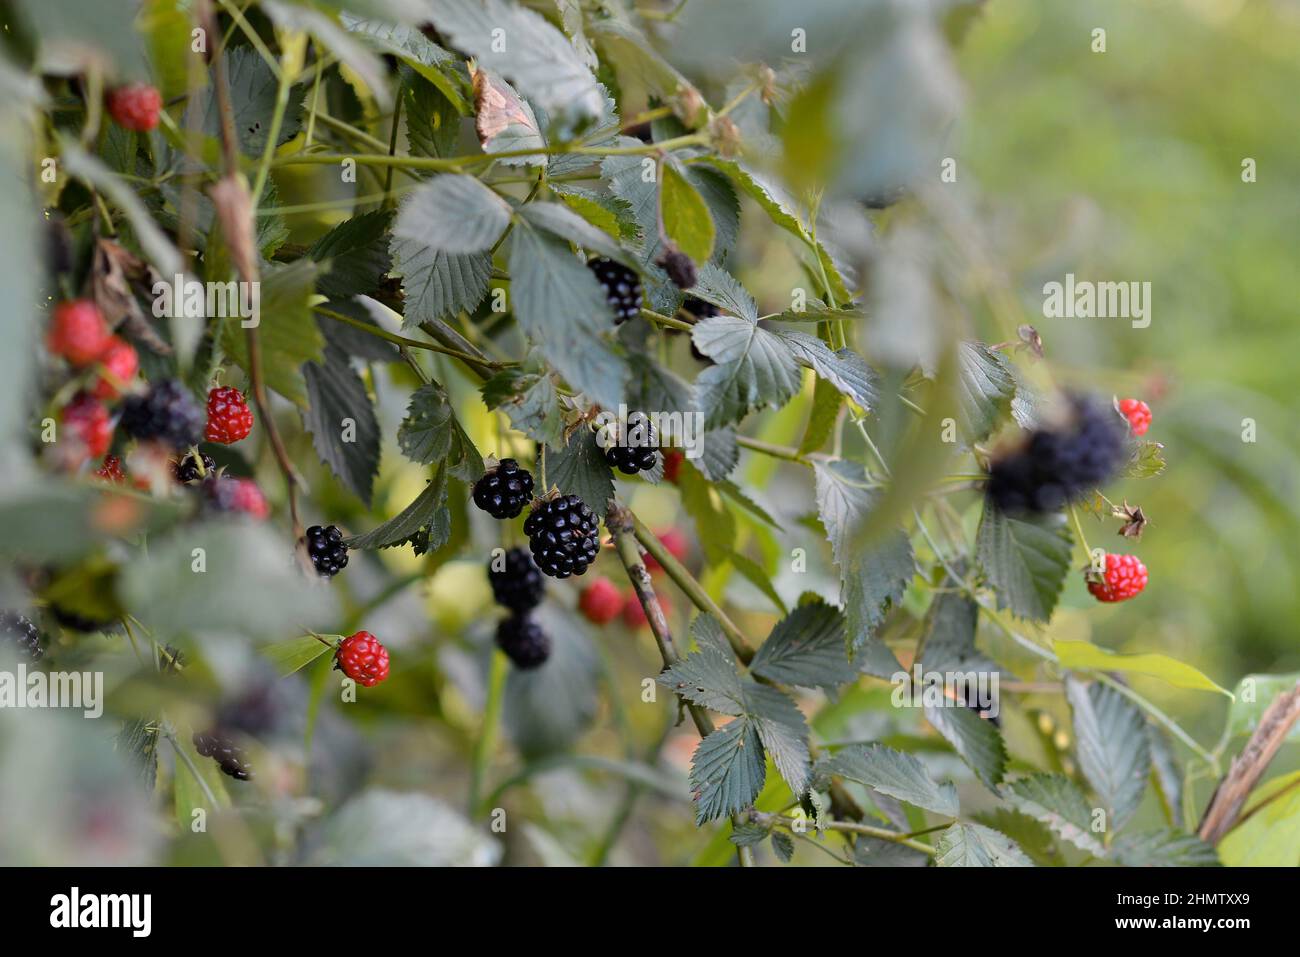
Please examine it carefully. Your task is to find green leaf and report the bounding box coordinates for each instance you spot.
[689,715,765,824]
[340,12,467,113]
[821,744,959,818]
[1112,830,1220,867]
[773,331,877,411]
[546,427,615,519]
[975,505,1072,622]
[770,830,795,862]
[692,314,802,429]
[1124,440,1167,478]
[657,638,746,716]
[690,263,760,322]
[813,460,915,652]
[221,259,326,407]
[19,0,148,81]
[425,0,604,128]
[189,47,302,157]
[404,74,463,163]
[935,823,1033,867]
[750,597,855,690]
[729,822,769,848]
[470,70,546,164]
[799,378,842,456]
[954,341,1016,444]
[518,200,635,267]
[1055,639,1230,696]
[480,367,565,447]
[924,702,1007,790]
[396,382,484,482]
[393,174,512,254]
[390,241,492,328]
[696,429,739,482]
[302,343,382,505]
[308,210,394,300]
[660,161,715,264]
[728,551,787,614]
[508,219,627,410]
[918,590,1000,676]
[308,791,500,866]
[1067,680,1151,832]
[1218,770,1300,866]
[551,184,631,240]
[262,634,334,677]
[263,0,391,109]
[1227,673,1300,741]
[742,683,811,797]
[1001,773,1105,855]
[678,460,735,564]
[120,523,335,639]
[346,468,450,552]
[503,604,600,757]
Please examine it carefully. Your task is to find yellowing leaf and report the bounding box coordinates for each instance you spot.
[1054,639,1230,696]
[661,162,715,264]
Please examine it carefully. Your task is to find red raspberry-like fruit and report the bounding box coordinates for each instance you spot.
[106,83,163,132]
[643,527,689,573]
[62,392,112,461]
[47,300,112,366]
[1117,398,1152,437]
[91,336,139,400]
[579,577,623,625]
[1086,553,1148,603]
[335,631,390,687]
[622,589,670,629]
[95,454,126,483]
[204,387,254,444]
[207,477,270,520]
[662,449,684,484]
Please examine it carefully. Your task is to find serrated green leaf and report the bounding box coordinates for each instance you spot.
[308,210,394,300]
[799,377,843,456]
[1112,830,1220,867]
[1067,679,1151,832]
[751,598,854,690]
[692,314,802,429]
[1055,639,1229,695]
[508,219,627,410]
[393,174,512,253]
[341,12,467,113]
[729,821,769,847]
[346,468,450,552]
[742,682,811,797]
[264,1,391,109]
[773,331,877,411]
[689,716,765,824]
[935,822,1033,867]
[917,590,1000,676]
[518,200,634,267]
[770,830,795,862]
[955,341,1016,444]
[678,460,735,564]
[975,505,1072,622]
[657,638,746,715]
[404,74,463,164]
[480,367,565,446]
[302,343,381,505]
[924,702,1007,790]
[1125,440,1167,478]
[397,382,483,482]
[551,185,630,239]
[390,240,493,328]
[1227,673,1300,741]
[187,47,302,157]
[696,428,739,482]
[1001,773,1105,855]
[690,263,759,322]
[546,427,615,519]
[821,743,959,817]
[660,162,714,265]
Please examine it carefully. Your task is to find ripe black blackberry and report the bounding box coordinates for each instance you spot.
[172,450,216,484]
[472,458,534,519]
[601,411,660,475]
[495,614,551,669]
[120,379,205,450]
[986,394,1126,515]
[193,730,253,781]
[588,257,642,324]
[487,547,544,612]
[523,494,601,579]
[305,524,349,578]
[0,611,45,662]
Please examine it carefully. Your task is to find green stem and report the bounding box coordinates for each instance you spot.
[735,434,809,465]
[1069,505,1093,562]
[164,726,219,810]
[249,42,297,219]
[313,306,502,367]
[640,308,695,332]
[469,650,508,817]
[765,814,938,856]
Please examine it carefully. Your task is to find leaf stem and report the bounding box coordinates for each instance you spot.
[164,725,219,810]
[735,434,809,465]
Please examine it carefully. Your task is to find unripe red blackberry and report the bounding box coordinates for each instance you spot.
[106,83,163,132]
[305,524,349,578]
[0,611,45,662]
[205,476,270,520]
[61,392,113,461]
[120,379,205,450]
[204,386,254,444]
[47,300,112,366]
[495,614,550,669]
[487,547,544,612]
[472,458,534,519]
[95,454,126,483]
[335,631,390,686]
[90,336,138,400]
[523,494,601,579]
[1086,553,1148,603]
[1117,398,1153,437]
[599,410,660,475]
[578,577,622,625]
[588,257,642,324]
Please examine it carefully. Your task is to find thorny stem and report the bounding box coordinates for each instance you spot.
[606,503,754,867]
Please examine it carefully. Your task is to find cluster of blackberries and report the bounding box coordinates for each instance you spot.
[523,494,601,579]
[487,548,550,668]
[120,379,205,450]
[472,459,534,519]
[0,611,45,661]
[588,257,642,324]
[172,450,216,484]
[986,394,1126,514]
[193,683,283,782]
[305,524,349,578]
[682,297,718,364]
[600,411,660,475]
